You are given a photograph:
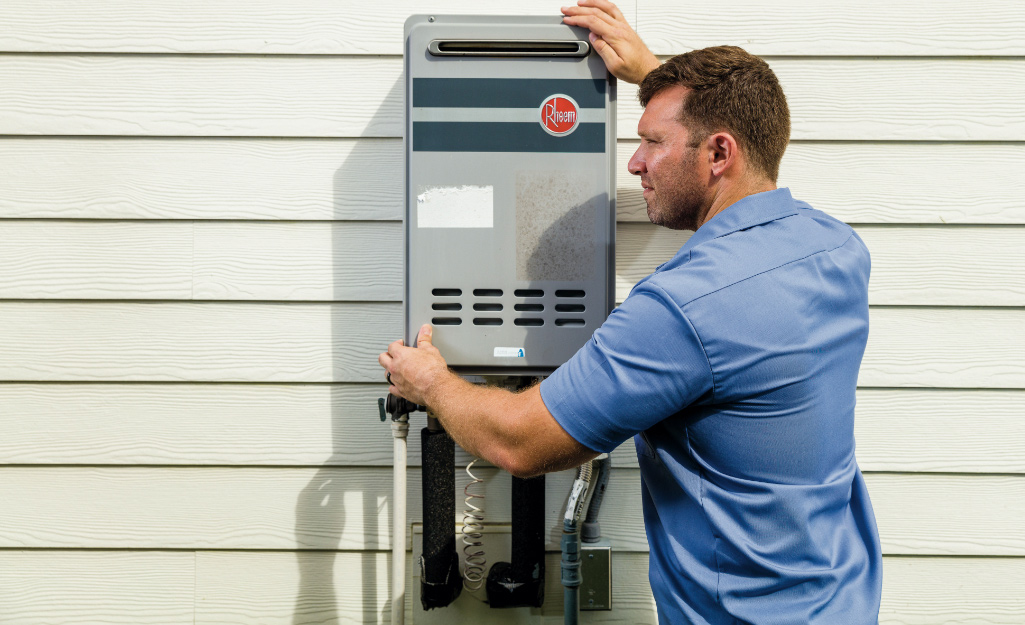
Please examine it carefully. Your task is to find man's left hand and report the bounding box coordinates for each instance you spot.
[378,324,451,406]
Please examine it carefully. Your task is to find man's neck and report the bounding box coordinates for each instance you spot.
[699,178,777,229]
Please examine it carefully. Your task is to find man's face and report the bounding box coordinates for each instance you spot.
[628,85,708,231]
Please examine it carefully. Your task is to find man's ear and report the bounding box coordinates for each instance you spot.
[707,132,739,178]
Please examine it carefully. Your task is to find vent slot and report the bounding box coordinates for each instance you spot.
[555,289,586,298]
[473,318,503,326]
[432,317,461,326]
[428,39,589,57]
[432,288,461,297]
[555,303,585,313]
[473,288,503,297]
[514,289,544,298]
[432,303,462,311]
[473,303,503,312]
[514,303,544,312]
[555,319,585,327]
[514,318,544,327]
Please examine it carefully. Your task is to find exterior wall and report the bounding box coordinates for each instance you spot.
[1,1,1023,622]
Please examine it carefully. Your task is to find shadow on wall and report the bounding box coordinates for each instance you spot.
[291,73,405,624]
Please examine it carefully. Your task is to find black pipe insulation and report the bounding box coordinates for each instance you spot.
[486,474,546,607]
[419,426,462,609]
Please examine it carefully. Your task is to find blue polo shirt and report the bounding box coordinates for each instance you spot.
[540,188,882,624]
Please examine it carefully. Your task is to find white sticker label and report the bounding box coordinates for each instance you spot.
[494,347,526,358]
[417,185,494,228]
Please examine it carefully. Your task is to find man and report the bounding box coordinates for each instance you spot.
[380,1,882,621]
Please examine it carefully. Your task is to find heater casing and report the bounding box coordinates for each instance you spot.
[404,15,616,375]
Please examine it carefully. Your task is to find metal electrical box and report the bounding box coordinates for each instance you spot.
[404,15,616,375]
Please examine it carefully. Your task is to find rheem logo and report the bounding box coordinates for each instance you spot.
[539,94,580,136]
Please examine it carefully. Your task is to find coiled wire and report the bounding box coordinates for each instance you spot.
[460,458,487,590]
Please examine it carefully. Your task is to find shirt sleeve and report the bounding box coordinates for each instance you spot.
[539,280,714,453]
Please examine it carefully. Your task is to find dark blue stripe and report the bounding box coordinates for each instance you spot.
[413,122,605,153]
[413,78,605,109]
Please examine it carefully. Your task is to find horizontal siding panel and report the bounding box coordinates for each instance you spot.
[615,224,1025,306]
[2,1,1021,57]
[639,0,1025,57]
[0,467,1021,555]
[4,221,1023,305]
[620,142,1025,225]
[621,59,1025,142]
[4,139,1023,224]
[0,304,1021,387]
[3,551,1020,625]
[0,302,399,383]
[0,137,404,221]
[203,552,1025,625]
[0,221,194,299]
[0,551,194,625]
[0,55,404,138]
[0,383,396,467]
[869,474,1025,556]
[3,56,1023,141]
[196,550,395,625]
[880,557,1025,624]
[192,222,401,301]
[0,0,626,56]
[854,390,1025,473]
[1,386,1022,474]
[861,308,1025,389]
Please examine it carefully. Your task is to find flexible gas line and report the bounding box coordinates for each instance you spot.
[561,460,594,625]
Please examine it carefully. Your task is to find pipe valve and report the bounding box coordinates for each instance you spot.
[379,394,426,422]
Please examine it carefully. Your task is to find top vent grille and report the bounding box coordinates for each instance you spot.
[428,39,590,57]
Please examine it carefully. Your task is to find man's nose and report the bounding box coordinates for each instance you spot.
[627,148,646,176]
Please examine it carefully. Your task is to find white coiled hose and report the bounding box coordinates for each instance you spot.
[460,458,488,590]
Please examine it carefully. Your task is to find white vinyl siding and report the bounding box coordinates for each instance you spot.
[0,1,1022,623]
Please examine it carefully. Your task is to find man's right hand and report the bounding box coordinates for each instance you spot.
[561,0,660,84]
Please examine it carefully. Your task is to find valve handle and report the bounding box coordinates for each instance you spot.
[378,393,426,422]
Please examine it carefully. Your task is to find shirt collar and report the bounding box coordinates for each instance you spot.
[680,187,799,253]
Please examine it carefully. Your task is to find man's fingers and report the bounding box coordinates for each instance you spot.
[587,32,625,73]
[416,324,433,347]
[562,10,619,38]
[386,339,404,356]
[576,0,626,22]
[561,4,618,24]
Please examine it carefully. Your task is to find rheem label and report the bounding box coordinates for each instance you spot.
[539,94,580,136]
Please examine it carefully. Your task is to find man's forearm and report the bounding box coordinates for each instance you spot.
[381,325,597,477]
[423,373,531,472]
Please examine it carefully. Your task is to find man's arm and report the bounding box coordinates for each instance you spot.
[379,325,599,478]
[561,0,660,84]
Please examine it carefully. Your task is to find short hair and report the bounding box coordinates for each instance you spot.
[638,46,790,182]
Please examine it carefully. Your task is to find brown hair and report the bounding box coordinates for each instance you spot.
[638,46,790,182]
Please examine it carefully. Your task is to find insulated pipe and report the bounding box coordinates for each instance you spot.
[391,419,409,625]
[485,474,547,608]
[420,425,462,609]
[561,519,580,625]
[510,475,546,585]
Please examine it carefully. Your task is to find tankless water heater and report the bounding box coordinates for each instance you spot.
[404,15,616,375]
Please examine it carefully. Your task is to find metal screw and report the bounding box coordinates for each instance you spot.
[588,554,594,559]
[428,16,435,22]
